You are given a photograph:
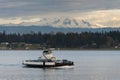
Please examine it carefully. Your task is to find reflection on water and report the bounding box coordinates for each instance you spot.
[0,50,120,80]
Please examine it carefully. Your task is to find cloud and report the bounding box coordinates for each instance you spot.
[0,2,29,8]
[0,0,120,28]
[0,17,41,24]
[0,0,120,18]
[75,9,120,28]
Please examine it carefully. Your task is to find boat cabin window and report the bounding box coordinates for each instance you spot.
[43,51,48,53]
[43,50,51,53]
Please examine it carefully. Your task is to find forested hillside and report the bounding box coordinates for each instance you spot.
[0,31,120,49]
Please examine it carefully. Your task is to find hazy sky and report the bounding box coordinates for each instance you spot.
[0,0,120,18]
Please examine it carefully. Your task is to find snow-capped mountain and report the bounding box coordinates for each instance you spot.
[1,10,120,28]
[1,17,120,28]
[2,17,120,28]
[3,17,94,28]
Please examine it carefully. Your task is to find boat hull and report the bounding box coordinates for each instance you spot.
[23,61,74,68]
[24,64,73,68]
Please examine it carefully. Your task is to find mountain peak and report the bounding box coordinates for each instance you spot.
[12,17,95,28]
[1,10,120,28]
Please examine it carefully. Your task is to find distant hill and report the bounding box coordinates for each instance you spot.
[0,26,120,34]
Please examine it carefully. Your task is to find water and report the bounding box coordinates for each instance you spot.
[0,50,120,80]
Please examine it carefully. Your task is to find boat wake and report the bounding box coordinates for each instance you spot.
[0,64,20,67]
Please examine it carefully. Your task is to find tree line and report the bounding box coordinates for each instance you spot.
[0,31,120,49]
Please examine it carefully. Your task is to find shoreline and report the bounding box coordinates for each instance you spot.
[0,48,120,51]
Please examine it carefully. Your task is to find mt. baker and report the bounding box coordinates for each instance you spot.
[1,10,120,28]
[4,17,96,28]
[2,17,120,28]
[0,17,120,33]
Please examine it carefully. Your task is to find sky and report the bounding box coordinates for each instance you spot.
[0,0,120,27]
[0,0,120,17]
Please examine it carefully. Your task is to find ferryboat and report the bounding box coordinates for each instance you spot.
[22,49,74,68]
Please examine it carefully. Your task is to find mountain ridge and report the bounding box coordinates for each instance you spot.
[0,26,120,34]
[1,18,95,28]
[1,9,120,28]
[1,17,120,28]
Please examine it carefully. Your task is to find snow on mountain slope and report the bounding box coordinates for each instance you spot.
[0,18,90,28]
[17,17,120,28]
[1,9,120,28]
[2,17,97,28]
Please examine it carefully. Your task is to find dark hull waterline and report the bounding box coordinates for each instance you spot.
[23,62,74,68]
[24,64,73,68]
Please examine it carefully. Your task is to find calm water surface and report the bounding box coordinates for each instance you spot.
[0,50,120,80]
